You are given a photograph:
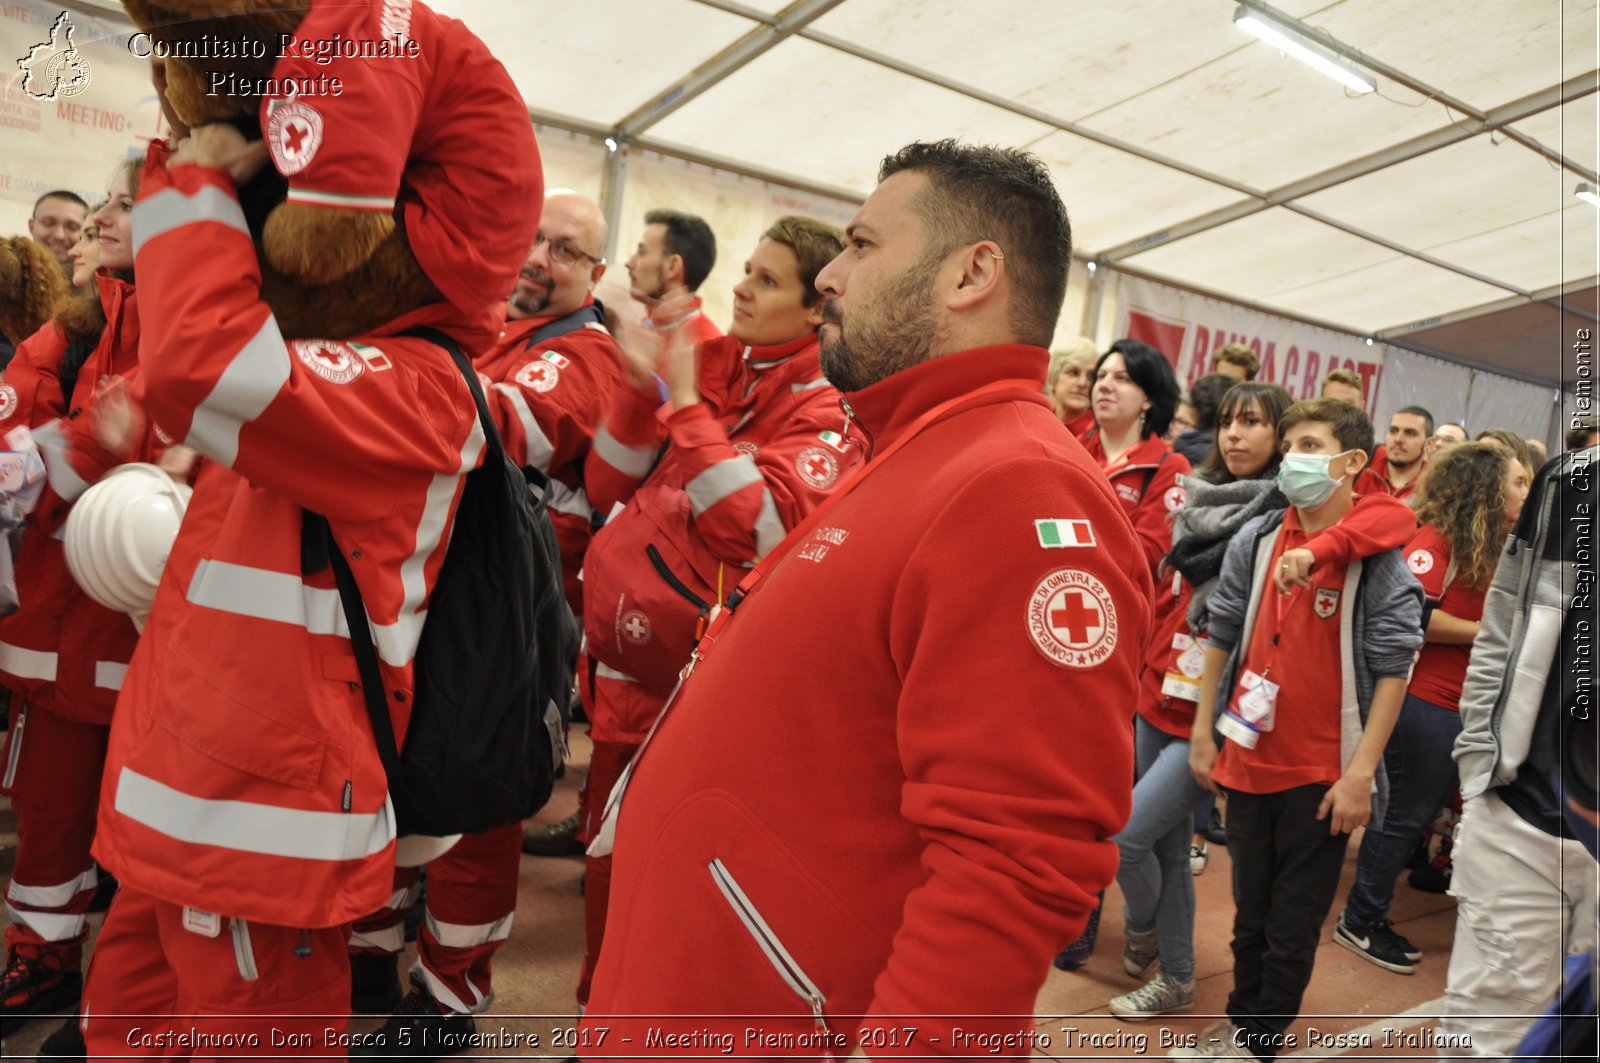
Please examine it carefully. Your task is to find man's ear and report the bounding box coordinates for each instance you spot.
[945,241,1004,312]
[665,252,685,288]
[1342,448,1369,479]
[589,260,607,287]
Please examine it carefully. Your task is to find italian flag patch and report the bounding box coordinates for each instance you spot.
[818,429,848,452]
[1035,519,1096,548]
[540,351,571,368]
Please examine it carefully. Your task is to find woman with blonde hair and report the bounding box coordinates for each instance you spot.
[1047,336,1099,435]
[1335,442,1529,973]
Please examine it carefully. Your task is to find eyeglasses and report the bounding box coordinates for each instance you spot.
[534,231,604,268]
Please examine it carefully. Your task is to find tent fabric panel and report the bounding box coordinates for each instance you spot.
[806,0,1326,123]
[1373,347,1474,436]
[1267,255,1514,333]
[1028,130,1249,253]
[1070,44,1460,191]
[1128,208,1398,306]
[647,36,1056,194]
[443,0,758,129]
[1465,375,1561,449]
[1305,0,1592,114]
[1292,133,1564,257]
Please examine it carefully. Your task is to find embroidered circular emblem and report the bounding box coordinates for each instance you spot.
[0,383,17,420]
[1163,485,1186,512]
[267,100,324,176]
[293,340,364,385]
[514,360,560,393]
[795,445,839,490]
[1407,549,1435,575]
[619,609,652,646]
[1027,568,1118,670]
[732,440,760,458]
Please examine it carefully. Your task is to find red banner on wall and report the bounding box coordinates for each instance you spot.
[1113,273,1390,418]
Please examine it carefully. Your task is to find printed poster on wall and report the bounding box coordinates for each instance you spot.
[2,1,162,234]
[1113,272,1392,418]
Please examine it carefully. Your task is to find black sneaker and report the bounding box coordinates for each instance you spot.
[355,988,476,1059]
[37,1014,85,1063]
[0,953,82,1024]
[350,952,403,1014]
[1334,916,1417,974]
[1203,807,1229,846]
[1408,862,1452,894]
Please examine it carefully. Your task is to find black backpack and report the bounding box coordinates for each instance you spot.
[304,327,578,837]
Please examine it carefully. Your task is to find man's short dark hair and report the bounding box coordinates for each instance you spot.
[644,208,717,292]
[33,190,87,216]
[1395,405,1435,437]
[762,216,843,308]
[878,139,1070,348]
[1187,372,1235,432]
[1280,398,1375,457]
[1213,343,1259,379]
[1568,415,1599,451]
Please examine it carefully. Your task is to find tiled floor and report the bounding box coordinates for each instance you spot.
[1,730,1467,1059]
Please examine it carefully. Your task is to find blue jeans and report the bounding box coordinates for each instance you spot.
[1114,716,1211,983]
[1341,693,1462,928]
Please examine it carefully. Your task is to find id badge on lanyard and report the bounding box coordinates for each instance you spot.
[1161,633,1207,702]
[1216,584,1295,749]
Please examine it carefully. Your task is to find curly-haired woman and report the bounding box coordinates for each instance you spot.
[1335,441,1529,974]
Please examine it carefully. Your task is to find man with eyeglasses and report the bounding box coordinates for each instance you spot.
[347,192,628,1054]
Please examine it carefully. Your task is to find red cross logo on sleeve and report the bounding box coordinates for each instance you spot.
[1051,591,1102,645]
[1028,568,1118,669]
[266,100,323,175]
[282,120,310,157]
[795,445,839,489]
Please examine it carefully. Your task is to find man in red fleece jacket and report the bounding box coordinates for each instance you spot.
[582,140,1150,1058]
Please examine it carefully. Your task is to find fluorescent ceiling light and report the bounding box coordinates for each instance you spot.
[1234,5,1376,95]
[1577,182,1600,207]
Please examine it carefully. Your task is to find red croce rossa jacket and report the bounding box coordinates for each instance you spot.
[579,331,864,710]
[0,275,159,727]
[92,145,498,930]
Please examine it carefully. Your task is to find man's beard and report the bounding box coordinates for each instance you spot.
[818,256,946,393]
[509,272,553,318]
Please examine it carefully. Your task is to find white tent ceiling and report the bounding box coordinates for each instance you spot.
[428,0,1597,387]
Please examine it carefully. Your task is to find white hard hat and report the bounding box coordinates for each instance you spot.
[64,463,191,626]
[394,833,462,867]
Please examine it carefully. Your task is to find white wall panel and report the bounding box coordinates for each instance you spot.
[1374,348,1473,434]
[1465,374,1560,447]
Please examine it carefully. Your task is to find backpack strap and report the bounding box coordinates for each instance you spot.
[313,326,516,807]
[1140,450,1171,499]
[525,300,606,349]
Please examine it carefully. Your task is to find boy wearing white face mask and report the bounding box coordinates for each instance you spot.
[1175,399,1424,1062]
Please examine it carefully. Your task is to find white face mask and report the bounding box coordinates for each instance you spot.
[1276,451,1352,509]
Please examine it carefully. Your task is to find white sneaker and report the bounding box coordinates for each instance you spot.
[1167,1021,1254,1060]
[1190,843,1209,876]
[1109,972,1195,1020]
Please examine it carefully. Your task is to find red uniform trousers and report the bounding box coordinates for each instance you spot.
[348,825,521,1014]
[1,699,107,972]
[82,885,349,1060]
[575,663,664,1007]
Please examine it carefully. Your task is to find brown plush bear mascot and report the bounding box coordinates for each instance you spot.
[120,0,540,342]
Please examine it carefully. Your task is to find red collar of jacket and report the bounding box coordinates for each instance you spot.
[697,331,820,415]
[843,343,1051,450]
[92,272,139,378]
[1080,427,1169,472]
[500,296,598,342]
